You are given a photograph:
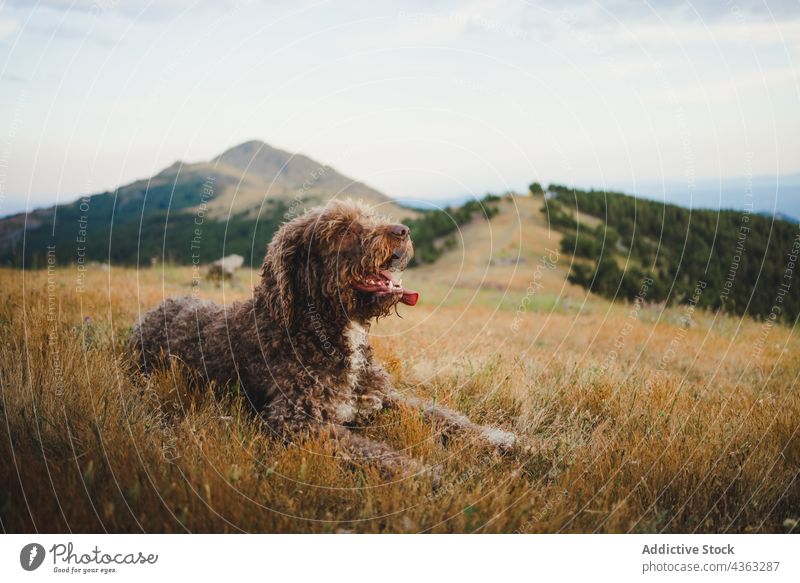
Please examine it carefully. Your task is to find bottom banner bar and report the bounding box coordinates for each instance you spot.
[1,535,795,582]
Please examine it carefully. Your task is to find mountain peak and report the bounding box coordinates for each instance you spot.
[212,140,309,181]
[209,140,392,210]
[212,140,290,169]
[214,139,273,159]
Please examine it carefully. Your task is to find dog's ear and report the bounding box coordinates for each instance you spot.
[259,213,314,325]
[258,203,363,324]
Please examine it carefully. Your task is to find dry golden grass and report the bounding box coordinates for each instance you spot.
[1,200,798,533]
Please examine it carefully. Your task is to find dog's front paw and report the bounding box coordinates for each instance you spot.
[480,426,518,452]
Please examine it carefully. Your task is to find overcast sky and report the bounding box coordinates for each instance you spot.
[1,0,799,215]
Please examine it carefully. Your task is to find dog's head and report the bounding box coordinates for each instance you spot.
[258,200,418,325]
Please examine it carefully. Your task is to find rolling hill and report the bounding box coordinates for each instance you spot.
[542,184,800,322]
[0,140,411,267]
[3,144,798,324]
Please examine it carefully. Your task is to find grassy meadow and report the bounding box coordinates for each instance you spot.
[1,196,798,533]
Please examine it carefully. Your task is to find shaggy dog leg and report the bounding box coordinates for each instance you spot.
[313,424,429,479]
[385,392,518,452]
[355,358,518,452]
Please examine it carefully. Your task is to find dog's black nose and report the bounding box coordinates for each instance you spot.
[390,224,410,239]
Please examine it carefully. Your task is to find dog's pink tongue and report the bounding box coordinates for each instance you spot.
[380,269,418,306]
[401,289,419,306]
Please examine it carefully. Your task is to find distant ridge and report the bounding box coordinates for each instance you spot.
[0,140,412,266]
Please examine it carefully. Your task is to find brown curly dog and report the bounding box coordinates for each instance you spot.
[129,200,516,477]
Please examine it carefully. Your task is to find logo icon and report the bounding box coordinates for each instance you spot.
[20,543,46,571]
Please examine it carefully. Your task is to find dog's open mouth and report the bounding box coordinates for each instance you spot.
[352,270,419,306]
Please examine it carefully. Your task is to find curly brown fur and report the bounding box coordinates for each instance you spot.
[129,200,516,478]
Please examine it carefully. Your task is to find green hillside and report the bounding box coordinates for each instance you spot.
[542,184,800,322]
[0,141,406,268]
[1,174,287,268]
[405,194,501,265]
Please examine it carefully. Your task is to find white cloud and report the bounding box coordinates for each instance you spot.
[0,18,20,40]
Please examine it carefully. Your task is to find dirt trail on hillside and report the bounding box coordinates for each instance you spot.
[408,195,586,300]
